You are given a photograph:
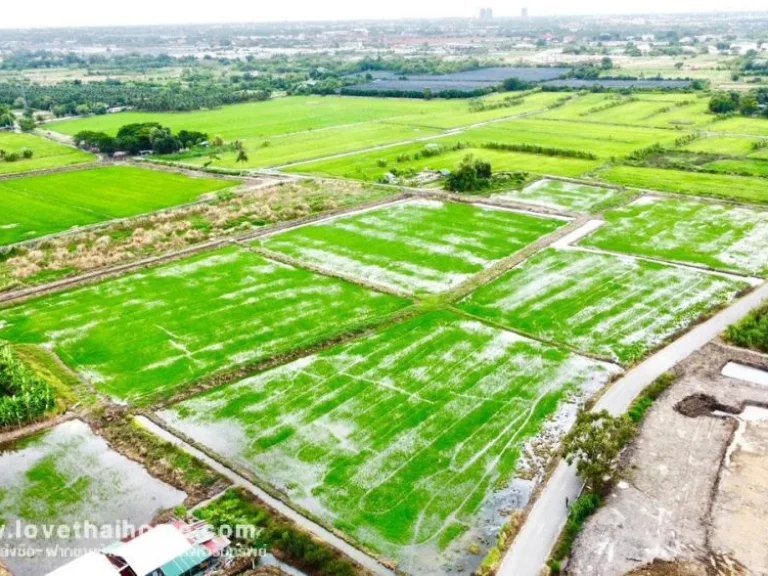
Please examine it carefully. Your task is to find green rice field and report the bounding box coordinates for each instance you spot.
[259,199,567,294]
[0,419,185,576]
[709,116,768,137]
[682,135,760,156]
[0,165,233,246]
[169,122,442,169]
[0,246,409,402]
[459,248,747,363]
[286,141,601,180]
[597,165,768,204]
[160,310,620,564]
[463,119,680,159]
[49,93,565,140]
[492,178,628,213]
[581,196,768,276]
[0,132,94,175]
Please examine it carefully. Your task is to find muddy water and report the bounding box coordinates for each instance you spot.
[0,419,186,575]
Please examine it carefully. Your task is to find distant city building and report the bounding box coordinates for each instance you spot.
[479,8,493,20]
[521,7,529,17]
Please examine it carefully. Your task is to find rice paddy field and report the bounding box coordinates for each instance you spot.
[159,310,621,569]
[286,141,601,180]
[492,178,628,213]
[7,85,768,576]
[48,93,565,140]
[581,196,768,276]
[0,165,233,246]
[459,248,748,363]
[0,132,94,175]
[0,246,409,402]
[597,165,768,204]
[463,119,680,159]
[0,419,186,576]
[259,199,567,295]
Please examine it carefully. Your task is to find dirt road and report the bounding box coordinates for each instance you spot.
[497,280,768,576]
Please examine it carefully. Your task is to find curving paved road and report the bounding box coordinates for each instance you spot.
[498,280,768,576]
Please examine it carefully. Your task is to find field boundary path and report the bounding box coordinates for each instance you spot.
[135,415,395,576]
[497,279,768,576]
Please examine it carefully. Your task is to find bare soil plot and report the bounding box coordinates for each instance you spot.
[581,195,768,276]
[0,245,409,403]
[0,419,186,576]
[569,343,768,576]
[160,310,620,571]
[458,248,748,364]
[259,199,567,295]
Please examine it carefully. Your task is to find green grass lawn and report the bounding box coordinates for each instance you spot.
[167,122,442,169]
[0,132,94,175]
[582,196,768,276]
[0,419,185,575]
[0,165,233,246]
[459,248,747,363]
[492,178,629,213]
[259,199,567,294]
[0,246,409,403]
[597,165,768,204]
[160,310,620,564]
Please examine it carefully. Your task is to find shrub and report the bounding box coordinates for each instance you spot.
[725,301,768,353]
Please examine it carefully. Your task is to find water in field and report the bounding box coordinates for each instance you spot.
[160,310,620,575]
[0,419,186,575]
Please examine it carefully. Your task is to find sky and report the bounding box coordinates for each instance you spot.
[0,0,765,29]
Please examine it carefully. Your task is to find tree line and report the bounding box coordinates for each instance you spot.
[75,123,208,156]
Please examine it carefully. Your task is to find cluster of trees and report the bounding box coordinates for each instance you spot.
[0,149,34,163]
[75,123,208,156]
[0,79,263,117]
[445,154,492,192]
[709,89,768,117]
[0,344,56,429]
[482,141,598,160]
[0,50,191,72]
[0,104,14,128]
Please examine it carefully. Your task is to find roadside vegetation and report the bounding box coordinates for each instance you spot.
[195,488,361,576]
[725,301,768,353]
[548,372,677,573]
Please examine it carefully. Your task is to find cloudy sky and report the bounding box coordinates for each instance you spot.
[0,0,765,29]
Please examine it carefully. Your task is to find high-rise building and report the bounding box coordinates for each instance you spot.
[479,8,493,20]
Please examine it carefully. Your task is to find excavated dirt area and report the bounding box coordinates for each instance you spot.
[569,341,768,576]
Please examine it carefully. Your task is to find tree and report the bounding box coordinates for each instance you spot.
[236,149,249,163]
[560,410,635,491]
[503,77,532,91]
[445,154,492,193]
[674,61,684,70]
[600,56,613,70]
[739,94,759,116]
[18,117,36,132]
[708,91,739,114]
